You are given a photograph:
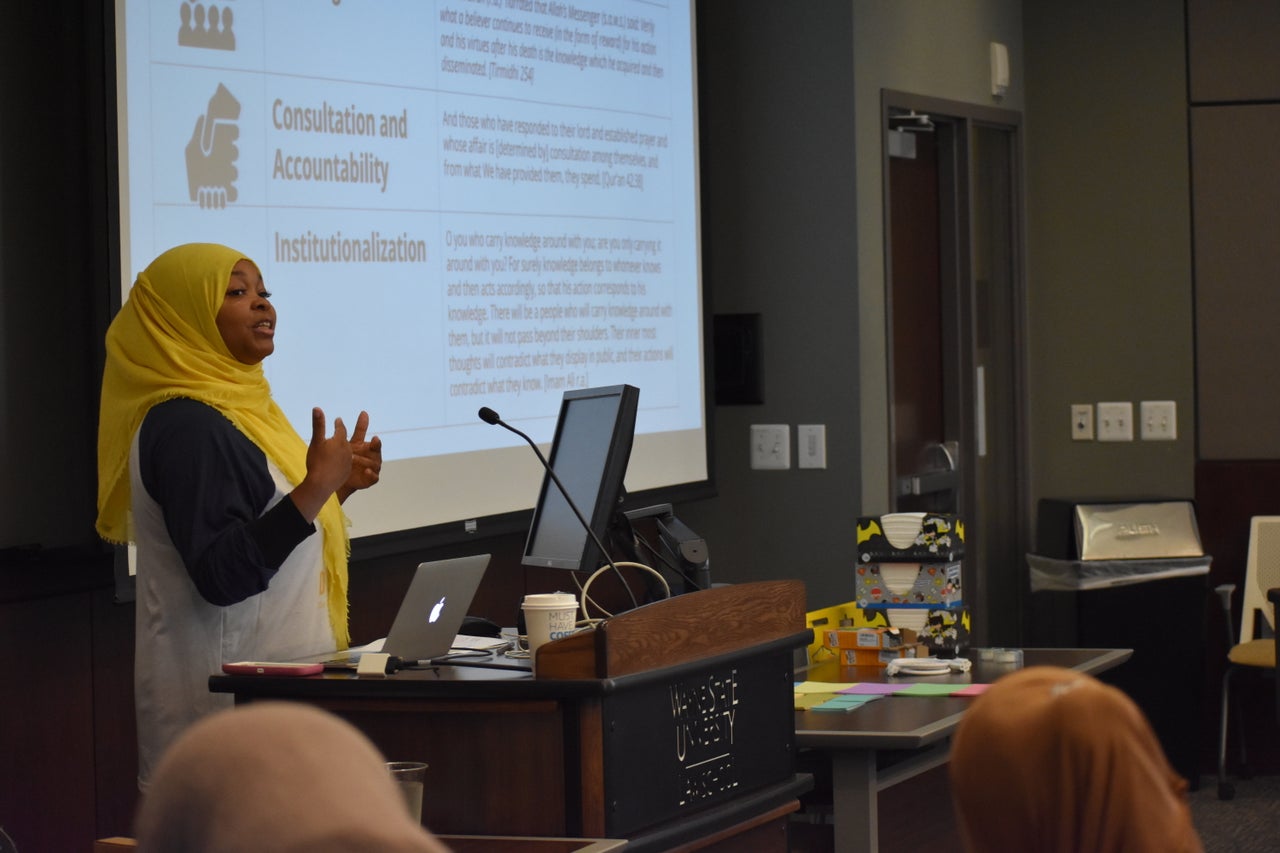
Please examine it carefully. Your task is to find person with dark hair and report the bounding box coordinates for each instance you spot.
[96,243,382,789]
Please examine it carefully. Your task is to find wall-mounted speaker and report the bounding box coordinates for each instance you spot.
[713,313,764,405]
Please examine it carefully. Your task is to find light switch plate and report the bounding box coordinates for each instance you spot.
[1071,404,1094,441]
[798,424,827,468]
[1096,402,1134,442]
[1140,400,1177,440]
[750,424,790,469]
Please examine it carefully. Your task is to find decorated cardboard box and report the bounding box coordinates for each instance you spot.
[805,599,971,663]
[854,560,962,608]
[839,644,928,667]
[856,514,964,563]
[823,626,918,651]
[918,606,970,656]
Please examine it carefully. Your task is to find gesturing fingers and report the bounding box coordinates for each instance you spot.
[345,431,383,492]
[298,407,355,516]
[350,410,370,445]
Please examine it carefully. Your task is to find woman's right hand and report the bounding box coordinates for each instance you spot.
[290,407,353,522]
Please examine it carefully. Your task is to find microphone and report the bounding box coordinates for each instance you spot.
[477,406,628,590]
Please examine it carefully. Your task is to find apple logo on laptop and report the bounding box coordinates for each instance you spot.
[428,595,446,623]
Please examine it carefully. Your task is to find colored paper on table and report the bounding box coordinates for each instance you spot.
[813,694,879,712]
[795,681,857,693]
[952,683,989,696]
[895,683,970,696]
[795,692,838,710]
[842,682,910,695]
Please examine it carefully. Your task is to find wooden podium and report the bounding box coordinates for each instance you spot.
[210,580,811,853]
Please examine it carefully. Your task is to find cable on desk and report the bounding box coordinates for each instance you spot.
[579,560,668,619]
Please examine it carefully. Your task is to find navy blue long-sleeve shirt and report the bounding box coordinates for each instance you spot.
[138,397,315,605]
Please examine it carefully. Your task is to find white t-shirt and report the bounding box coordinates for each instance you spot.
[129,399,337,789]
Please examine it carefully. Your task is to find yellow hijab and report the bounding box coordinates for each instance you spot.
[96,243,349,648]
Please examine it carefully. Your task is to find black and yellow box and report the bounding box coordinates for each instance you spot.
[856,513,964,563]
[918,606,970,655]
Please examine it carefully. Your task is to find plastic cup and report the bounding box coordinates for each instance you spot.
[386,761,427,823]
[522,592,579,661]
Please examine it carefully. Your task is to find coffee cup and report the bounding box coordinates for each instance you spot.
[522,592,579,661]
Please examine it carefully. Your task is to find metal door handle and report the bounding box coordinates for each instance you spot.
[896,441,960,497]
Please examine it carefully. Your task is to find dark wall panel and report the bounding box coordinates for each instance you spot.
[0,592,98,849]
[0,1,111,554]
[1191,104,1280,459]
[92,585,141,838]
[1188,0,1280,103]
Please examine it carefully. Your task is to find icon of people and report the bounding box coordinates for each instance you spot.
[179,2,236,51]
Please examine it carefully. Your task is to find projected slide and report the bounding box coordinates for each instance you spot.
[117,0,705,538]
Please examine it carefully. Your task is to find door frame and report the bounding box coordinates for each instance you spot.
[881,89,1030,645]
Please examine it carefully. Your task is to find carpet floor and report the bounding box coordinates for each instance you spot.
[1189,775,1280,853]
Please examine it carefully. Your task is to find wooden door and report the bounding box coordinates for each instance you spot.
[885,94,1026,646]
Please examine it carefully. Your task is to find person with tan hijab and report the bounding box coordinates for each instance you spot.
[134,702,451,852]
[949,665,1203,853]
[95,243,382,790]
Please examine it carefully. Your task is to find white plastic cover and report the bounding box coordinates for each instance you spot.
[1027,553,1212,592]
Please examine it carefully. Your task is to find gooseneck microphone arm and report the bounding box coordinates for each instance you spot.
[478,407,633,603]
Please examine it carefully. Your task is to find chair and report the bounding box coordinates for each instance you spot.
[1271,588,1280,725]
[1215,515,1280,800]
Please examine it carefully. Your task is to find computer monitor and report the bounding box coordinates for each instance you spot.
[521,384,640,573]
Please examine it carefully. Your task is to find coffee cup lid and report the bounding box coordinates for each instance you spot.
[522,592,577,607]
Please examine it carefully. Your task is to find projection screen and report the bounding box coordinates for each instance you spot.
[114,0,707,542]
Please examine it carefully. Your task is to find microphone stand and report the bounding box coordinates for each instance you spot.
[478,407,638,610]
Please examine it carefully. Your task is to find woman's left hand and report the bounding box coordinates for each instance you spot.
[338,410,382,502]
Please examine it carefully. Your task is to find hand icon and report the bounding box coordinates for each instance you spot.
[185,83,241,209]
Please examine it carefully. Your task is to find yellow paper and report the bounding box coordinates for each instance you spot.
[795,680,857,693]
[794,692,837,710]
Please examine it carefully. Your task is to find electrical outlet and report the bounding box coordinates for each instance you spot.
[797,424,827,468]
[1140,400,1177,440]
[1071,404,1094,441]
[1096,402,1134,442]
[750,424,790,469]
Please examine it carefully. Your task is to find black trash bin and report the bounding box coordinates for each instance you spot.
[1026,499,1212,787]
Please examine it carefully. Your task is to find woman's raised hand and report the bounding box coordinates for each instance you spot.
[290,407,353,521]
[338,410,382,502]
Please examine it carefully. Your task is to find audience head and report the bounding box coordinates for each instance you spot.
[134,701,450,853]
[949,665,1202,853]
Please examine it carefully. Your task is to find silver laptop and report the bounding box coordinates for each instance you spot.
[297,553,492,668]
